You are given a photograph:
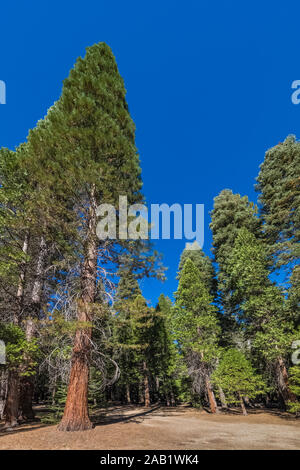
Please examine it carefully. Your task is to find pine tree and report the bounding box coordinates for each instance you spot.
[287,365,300,414]
[153,295,178,405]
[227,228,296,408]
[177,243,216,297]
[113,269,142,404]
[0,145,39,426]
[127,295,159,407]
[256,136,300,276]
[173,259,220,413]
[210,189,261,345]
[212,349,266,415]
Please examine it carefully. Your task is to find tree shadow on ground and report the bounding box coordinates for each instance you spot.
[92,404,163,426]
[217,406,299,421]
[0,421,50,437]
[91,403,190,426]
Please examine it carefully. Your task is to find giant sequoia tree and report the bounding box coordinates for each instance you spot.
[30,43,146,431]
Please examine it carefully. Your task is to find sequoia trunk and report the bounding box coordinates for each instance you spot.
[58,190,97,431]
[3,370,20,428]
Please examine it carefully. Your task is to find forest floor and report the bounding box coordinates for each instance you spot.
[0,404,299,450]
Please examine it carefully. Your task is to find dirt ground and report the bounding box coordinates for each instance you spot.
[0,404,299,450]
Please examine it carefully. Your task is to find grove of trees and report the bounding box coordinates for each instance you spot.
[0,43,299,431]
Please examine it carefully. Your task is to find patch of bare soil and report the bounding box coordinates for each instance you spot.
[0,405,299,450]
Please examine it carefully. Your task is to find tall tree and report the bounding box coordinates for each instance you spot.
[227,228,297,408]
[210,189,261,342]
[154,295,178,406]
[256,136,300,276]
[40,43,149,431]
[173,259,220,413]
[113,269,142,404]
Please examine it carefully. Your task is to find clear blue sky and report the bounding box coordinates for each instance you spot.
[0,1,299,305]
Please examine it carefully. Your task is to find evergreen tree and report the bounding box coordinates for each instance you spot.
[227,228,296,408]
[38,42,153,431]
[177,243,216,297]
[256,136,300,275]
[153,294,178,405]
[212,349,266,415]
[113,269,142,404]
[173,259,220,413]
[127,295,159,407]
[210,189,261,344]
[287,365,300,414]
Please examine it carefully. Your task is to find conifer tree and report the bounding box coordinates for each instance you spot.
[152,295,178,405]
[287,365,300,414]
[173,259,220,413]
[212,349,266,415]
[126,295,159,407]
[41,43,151,431]
[113,269,142,404]
[210,189,261,342]
[177,244,216,297]
[227,228,296,408]
[0,145,39,427]
[256,136,300,275]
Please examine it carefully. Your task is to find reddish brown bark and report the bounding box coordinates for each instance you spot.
[276,356,297,408]
[0,369,7,419]
[205,377,219,414]
[143,361,150,407]
[58,190,97,431]
[19,376,35,421]
[3,369,20,428]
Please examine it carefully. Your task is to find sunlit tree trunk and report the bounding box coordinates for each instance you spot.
[58,190,97,431]
[239,393,248,416]
[205,376,219,414]
[126,384,131,404]
[219,386,228,409]
[143,361,150,407]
